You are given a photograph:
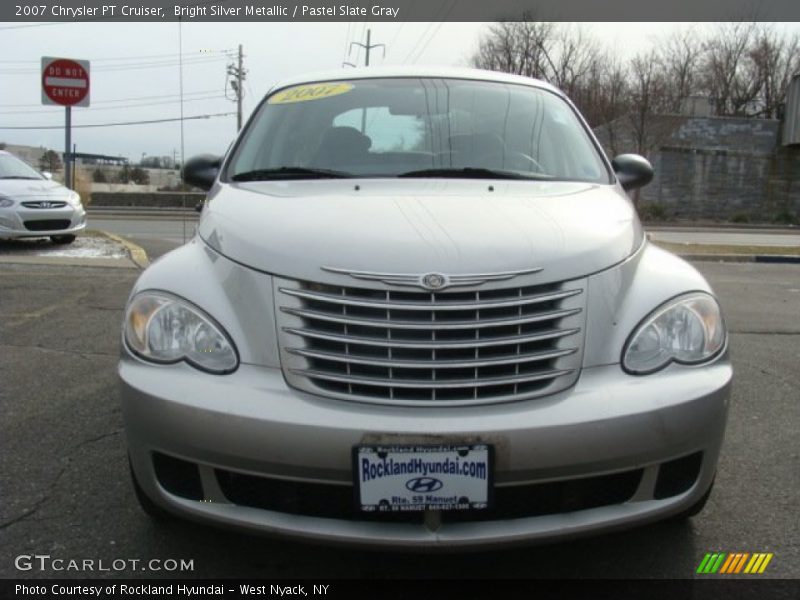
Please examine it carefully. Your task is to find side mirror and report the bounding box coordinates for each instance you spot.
[182,154,222,191]
[611,154,653,192]
[41,171,53,180]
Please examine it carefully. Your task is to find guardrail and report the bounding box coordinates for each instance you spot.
[89,191,205,208]
[88,206,200,219]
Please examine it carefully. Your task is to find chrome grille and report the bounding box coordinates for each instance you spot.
[276,276,586,406]
[21,201,67,209]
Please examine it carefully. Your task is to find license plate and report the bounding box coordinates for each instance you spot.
[354,444,492,512]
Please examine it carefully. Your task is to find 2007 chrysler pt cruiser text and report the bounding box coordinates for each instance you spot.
[119,67,731,548]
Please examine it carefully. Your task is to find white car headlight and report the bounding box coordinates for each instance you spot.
[68,191,82,206]
[622,292,726,374]
[124,292,238,373]
[0,196,14,208]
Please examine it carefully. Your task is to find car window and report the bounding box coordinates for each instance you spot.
[0,154,44,180]
[333,108,424,153]
[227,78,610,182]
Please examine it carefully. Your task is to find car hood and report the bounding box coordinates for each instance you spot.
[0,179,73,201]
[198,179,643,286]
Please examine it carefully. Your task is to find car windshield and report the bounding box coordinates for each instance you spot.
[0,154,44,180]
[226,77,610,183]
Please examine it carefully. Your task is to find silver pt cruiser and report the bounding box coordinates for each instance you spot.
[120,67,731,548]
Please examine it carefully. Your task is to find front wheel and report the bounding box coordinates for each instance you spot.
[50,234,76,244]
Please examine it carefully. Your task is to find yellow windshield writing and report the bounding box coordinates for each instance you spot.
[268,82,354,104]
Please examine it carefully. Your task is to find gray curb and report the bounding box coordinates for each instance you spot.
[678,253,800,264]
[101,231,150,268]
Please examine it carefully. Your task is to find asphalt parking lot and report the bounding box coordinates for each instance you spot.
[0,258,798,579]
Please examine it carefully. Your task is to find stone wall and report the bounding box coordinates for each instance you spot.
[597,116,800,223]
[669,117,779,154]
[645,146,800,221]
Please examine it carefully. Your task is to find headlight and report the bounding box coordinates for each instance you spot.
[68,191,82,206]
[124,291,238,373]
[0,196,13,208]
[622,292,726,374]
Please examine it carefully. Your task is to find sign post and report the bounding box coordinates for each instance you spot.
[65,106,71,188]
[41,57,90,190]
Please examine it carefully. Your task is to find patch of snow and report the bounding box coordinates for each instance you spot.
[0,235,129,259]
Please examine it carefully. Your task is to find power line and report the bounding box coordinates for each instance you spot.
[385,0,417,59]
[245,80,257,110]
[0,50,235,64]
[0,112,236,130]
[0,89,221,108]
[341,22,353,66]
[85,89,220,103]
[410,21,447,64]
[0,22,68,32]
[403,23,436,64]
[0,55,229,75]
[387,22,408,59]
[179,17,187,243]
[0,95,225,115]
[403,0,459,64]
[93,56,232,70]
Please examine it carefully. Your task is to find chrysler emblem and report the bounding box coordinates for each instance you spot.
[322,266,543,291]
[421,273,446,290]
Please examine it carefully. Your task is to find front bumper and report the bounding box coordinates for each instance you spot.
[0,206,86,239]
[121,352,731,549]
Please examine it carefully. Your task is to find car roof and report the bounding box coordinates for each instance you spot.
[269,66,563,97]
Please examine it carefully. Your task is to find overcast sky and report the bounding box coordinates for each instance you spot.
[0,21,797,163]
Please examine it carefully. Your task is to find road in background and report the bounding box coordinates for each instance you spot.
[88,215,800,263]
[648,228,799,247]
[88,216,198,260]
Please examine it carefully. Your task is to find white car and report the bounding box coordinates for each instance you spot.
[0,150,86,244]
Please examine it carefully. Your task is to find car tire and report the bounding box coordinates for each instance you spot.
[672,477,715,521]
[50,234,76,244]
[129,458,173,521]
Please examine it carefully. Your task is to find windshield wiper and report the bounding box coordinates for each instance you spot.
[397,167,551,180]
[0,176,40,180]
[231,167,354,181]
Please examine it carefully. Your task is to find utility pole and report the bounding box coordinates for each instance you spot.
[227,45,247,131]
[348,29,386,131]
[349,29,385,67]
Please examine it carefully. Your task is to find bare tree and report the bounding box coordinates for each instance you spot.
[657,27,706,113]
[624,51,683,207]
[748,27,800,118]
[471,17,555,79]
[547,25,600,99]
[700,21,762,116]
[39,150,62,173]
[473,18,800,123]
[471,19,616,129]
[469,16,800,188]
[588,59,631,155]
[628,51,672,155]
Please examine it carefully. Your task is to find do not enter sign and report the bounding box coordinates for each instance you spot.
[41,57,90,107]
